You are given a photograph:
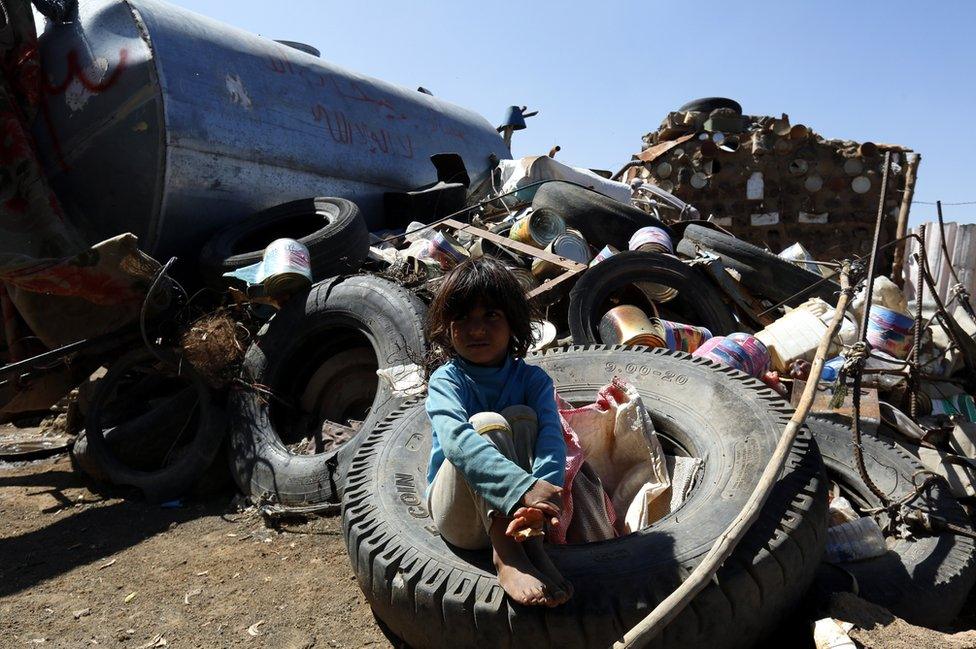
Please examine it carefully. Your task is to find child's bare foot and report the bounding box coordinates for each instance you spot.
[524,538,573,606]
[489,518,553,606]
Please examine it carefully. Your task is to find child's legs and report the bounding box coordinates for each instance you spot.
[428,408,540,550]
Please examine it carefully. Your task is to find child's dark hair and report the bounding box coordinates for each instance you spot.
[425,255,538,370]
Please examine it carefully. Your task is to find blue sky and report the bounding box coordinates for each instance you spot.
[170,0,976,226]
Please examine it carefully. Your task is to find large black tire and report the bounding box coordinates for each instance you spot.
[677,225,839,307]
[82,349,227,503]
[343,346,827,649]
[199,197,369,284]
[531,181,673,251]
[229,275,427,507]
[807,417,976,628]
[678,97,742,114]
[568,250,738,343]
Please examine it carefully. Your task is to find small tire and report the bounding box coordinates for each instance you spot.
[678,97,742,115]
[568,250,737,343]
[343,346,827,649]
[530,181,672,251]
[82,349,227,503]
[808,416,976,628]
[199,197,369,284]
[677,225,839,307]
[229,274,427,507]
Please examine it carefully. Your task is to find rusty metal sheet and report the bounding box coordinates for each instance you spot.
[636,133,696,163]
[791,379,881,424]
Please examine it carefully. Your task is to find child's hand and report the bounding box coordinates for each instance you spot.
[521,479,562,527]
[505,506,545,541]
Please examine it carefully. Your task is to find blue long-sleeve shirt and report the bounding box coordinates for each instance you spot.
[425,355,566,516]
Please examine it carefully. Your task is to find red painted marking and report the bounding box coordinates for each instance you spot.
[40,48,130,173]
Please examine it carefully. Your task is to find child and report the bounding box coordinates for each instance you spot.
[425,255,572,607]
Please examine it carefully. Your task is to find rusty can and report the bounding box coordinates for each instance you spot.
[531,230,591,280]
[598,305,667,347]
[260,238,312,295]
[509,209,566,248]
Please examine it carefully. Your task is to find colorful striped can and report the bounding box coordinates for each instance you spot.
[427,231,469,270]
[659,319,712,353]
[866,305,914,359]
[692,333,770,378]
[628,226,674,254]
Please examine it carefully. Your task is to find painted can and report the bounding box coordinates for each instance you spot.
[531,230,591,280]
[260,238,312,295]
[628,226,674,254]
[427,231,469,270]
[866,305,914,359]
[509,209,566,248]
[598,305,667,347]
[589,244,619,267]
[693,333,770,378]
[659,319,712,353]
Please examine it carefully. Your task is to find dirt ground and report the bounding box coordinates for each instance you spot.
[0,454,391,648]
[5,445,976,649]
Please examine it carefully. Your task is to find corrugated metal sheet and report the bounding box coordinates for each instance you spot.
[903,222,976,314]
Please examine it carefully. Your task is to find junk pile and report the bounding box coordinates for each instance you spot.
[2,1,976,646]
[623,97,918,267]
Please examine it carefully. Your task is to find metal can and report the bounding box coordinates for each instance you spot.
[598,305,667,347]
[531,231,591,280]
[509,209,566,248]
[259,238,312,295]
[628,226,673,254]
[427,231,469,270]
[589,244,619,267]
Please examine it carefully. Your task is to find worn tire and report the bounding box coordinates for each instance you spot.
[229,275,427,507]
[199,197,369,283]
[82,349,227,503]
[678,97,742,114]
[677,225,839,307]
[531,181,672,251]
[343,346,827,649]
[568,250,737,343]
[808,416,976,628]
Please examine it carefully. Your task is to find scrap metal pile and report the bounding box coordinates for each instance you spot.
[3,1,976,647]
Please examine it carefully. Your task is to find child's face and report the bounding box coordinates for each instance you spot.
[449,301,511,366]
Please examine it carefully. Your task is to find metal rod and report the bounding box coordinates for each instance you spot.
[856,151,893,341]
[911,224,926,421]
[891,153,920,288]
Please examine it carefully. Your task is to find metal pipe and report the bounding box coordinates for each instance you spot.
[857,151,893,341]
[911,224,926,421]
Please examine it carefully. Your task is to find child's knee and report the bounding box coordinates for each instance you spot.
[500,405,537,428]
[468,411,511,436]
